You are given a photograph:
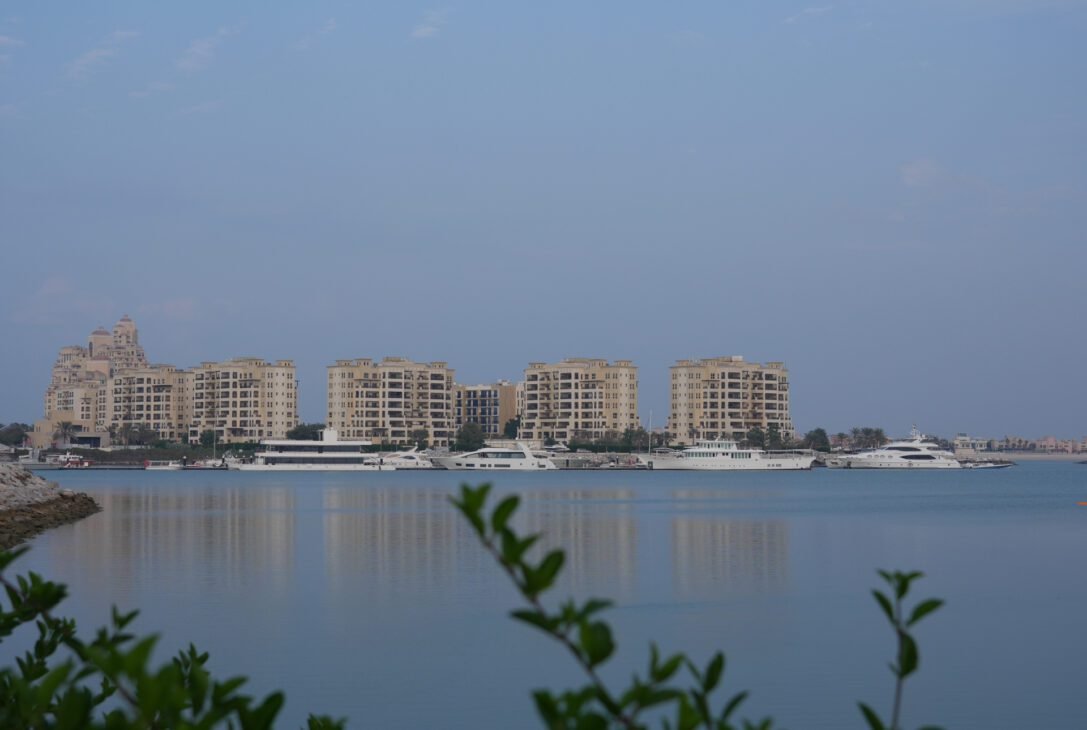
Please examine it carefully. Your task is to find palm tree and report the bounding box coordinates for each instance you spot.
[52,421,77,447]
[135,426,159,446]
[118,423,136,448]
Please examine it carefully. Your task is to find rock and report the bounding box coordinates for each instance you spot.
[0,464,100,549]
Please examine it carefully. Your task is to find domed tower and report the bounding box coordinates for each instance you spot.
[88,327,111,358]
[107,315,148,374]
[112,315,138,347]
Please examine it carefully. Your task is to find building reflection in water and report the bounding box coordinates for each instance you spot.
[518,490,637,595]
[322,488,477,593]
[671,492,788,596]
[50,487,296,604]
[321,488,638,596]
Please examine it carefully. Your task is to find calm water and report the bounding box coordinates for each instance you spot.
[9,463,1087,728]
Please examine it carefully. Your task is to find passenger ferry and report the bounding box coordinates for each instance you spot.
[635,440,816,471]
[430,443,557,470]
[234,428,394,471]
[825,427,961,469]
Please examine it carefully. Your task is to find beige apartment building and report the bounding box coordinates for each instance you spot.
[107,365,193,443]
[520,359,639,443]
[327,357,456,447]
[32,316,151,447]
[668,357,793,445]
[32,316,298,447]
[188,358,298,444]
[454,381,518,436]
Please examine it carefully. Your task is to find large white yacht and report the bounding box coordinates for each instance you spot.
[826,428,961,469]
[234,428,394,471]
[430,443,557,471]
[635,440,816,471]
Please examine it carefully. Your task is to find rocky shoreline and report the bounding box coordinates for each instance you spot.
[0,463,101,550]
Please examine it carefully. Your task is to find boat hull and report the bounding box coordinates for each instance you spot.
[636,455,815,471]
[234,463,395,471]
[829,458,961,469]
[430,456,556,471]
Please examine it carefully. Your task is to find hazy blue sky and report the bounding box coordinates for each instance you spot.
[2,1,1085,438]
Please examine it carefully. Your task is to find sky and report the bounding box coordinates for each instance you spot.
[2,1,1086,439]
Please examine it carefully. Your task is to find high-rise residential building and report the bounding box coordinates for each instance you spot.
[188,358,298,444]
[327,357,456,447]
[107,365,193,443]
[667,357,792,445]
[33,316,299,447]
[520,358,639,443]
[32,316,151,447]
[454,380,518,437]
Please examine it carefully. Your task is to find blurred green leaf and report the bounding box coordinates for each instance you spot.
[704,652,724,693]
[578,621,615,668]
[899,633,919,677]
[907,599,944,628]
[872,590,894,623]
[858,702,885,730]
[490,495,520,534]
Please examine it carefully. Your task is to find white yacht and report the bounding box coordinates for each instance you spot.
[826,428,961,469]
[635,440,816,471]
[234,428,394,471]
[367,448,436,470]
[431,443,557,471]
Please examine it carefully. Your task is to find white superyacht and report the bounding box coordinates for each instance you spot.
[430,443,557,471]
[825,428,961,469]
[636,440,816,471]
[234,428,394,471]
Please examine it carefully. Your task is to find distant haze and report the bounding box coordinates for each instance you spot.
[2,2,1085,439]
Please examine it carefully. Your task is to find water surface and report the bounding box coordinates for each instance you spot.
[11,464,1087,728]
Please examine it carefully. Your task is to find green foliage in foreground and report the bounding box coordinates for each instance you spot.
[452,483,945,730]
[0,547,344,730]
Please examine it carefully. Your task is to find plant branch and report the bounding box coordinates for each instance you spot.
[0,571,143,715]
[480,535,636,728]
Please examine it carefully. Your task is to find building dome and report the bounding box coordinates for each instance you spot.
[92,327,110,336]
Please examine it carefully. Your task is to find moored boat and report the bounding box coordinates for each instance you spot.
[826,427,961,469]
[234,428,393,471]
[145,460,183,471]
[368,448,436,469]
[58,452,93,469]
[430,443,557,470]
[961,460,1015,469]
[635,440,816,471]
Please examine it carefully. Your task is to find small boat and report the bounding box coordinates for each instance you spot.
[145,460,183,471]
[961,460,1015,469]
[430,443,557,470]
[183,458,230,470]
[58,452,93,469]
[366,448,436,469]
